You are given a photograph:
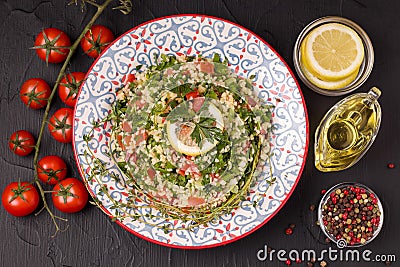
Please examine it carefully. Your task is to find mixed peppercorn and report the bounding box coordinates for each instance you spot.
[320,184,382,246]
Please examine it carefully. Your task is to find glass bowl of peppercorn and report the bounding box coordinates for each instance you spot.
[318,182,384,247]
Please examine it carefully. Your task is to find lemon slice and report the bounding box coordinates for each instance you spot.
[166,101,224,156]
[302,23,364,81]
[301,62,358,90]
[300,38,359,90]
[166,122,216,156]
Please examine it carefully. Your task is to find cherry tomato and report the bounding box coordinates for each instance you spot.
[2,181,40,217]
[80,25,114,58]
[58,72,86,107]
[52,178,88,213]
[8,130,36,156]
[37,155,67,185]
[48,108,73,143]
[34,28,71,64]
[20,78,51,109]
[185,91,200,100]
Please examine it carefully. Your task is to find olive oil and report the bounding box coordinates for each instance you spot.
[315,87,382,172]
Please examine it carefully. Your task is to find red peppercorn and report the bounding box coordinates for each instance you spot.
[285,227,293,235]
[321,189,327,195]
[285,259,291,265]
[343,189,349,195]
[336,234,342,240]
[388,163,395,169]
[360,188,366,194]
[296,258,302,263]
[323,220,328,226]
[355,187,360,194]
[342,213,348,220]
[368,205,373,211]
[331,196,337,204]
[330,192,336,198]
[356,195,362,200]
[372,198,378,204]
[362,215,366,221]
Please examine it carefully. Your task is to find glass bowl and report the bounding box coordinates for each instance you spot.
[318,182,384,248]
[293,16,374,96]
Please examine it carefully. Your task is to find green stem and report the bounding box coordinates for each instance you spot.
[32,0,114,235]
[85,0,101,8]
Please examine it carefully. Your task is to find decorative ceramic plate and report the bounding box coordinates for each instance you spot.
[73,14,308,249]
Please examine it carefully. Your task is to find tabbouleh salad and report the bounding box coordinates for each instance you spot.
[112,54,273,214]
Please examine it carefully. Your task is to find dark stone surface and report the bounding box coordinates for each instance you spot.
[0,0,399,266]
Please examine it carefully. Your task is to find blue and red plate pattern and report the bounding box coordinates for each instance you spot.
[73,14,308,249]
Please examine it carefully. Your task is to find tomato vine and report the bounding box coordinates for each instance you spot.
[30,0,132,236]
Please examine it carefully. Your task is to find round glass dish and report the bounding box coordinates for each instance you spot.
[293,16,374,96]
[318,182,383,248]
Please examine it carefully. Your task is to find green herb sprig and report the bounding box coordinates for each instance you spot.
[190,117,223,148]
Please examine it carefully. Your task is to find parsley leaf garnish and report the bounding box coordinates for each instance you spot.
[190,117,223,148]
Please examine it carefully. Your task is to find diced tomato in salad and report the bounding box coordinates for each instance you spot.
[191,97,205,113]
[188,196,205,206]
[199,61,214,74]
[177,161,200,177]
[185,91,200,100]
[147,168,156,180]
[134,130,147,145]
[122,121,132,132]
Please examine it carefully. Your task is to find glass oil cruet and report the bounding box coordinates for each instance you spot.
[315,87,382,172]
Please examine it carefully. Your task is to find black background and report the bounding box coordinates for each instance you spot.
[1,0,399,266]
